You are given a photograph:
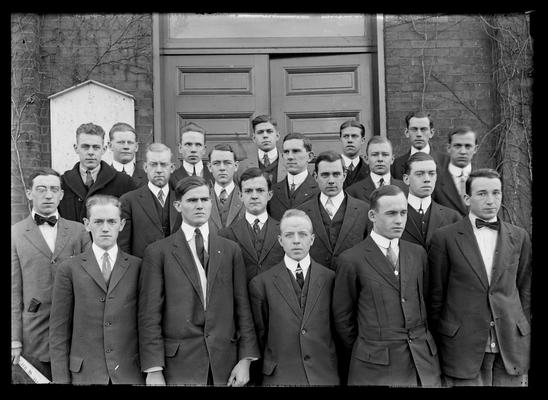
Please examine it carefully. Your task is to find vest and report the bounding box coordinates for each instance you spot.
[246,217,268,258]
[150,189,171,237]
[260,157,279,183]
[407,204,432,242]
[286,265,312,311]
[318,196,347,249]
[217,189,234,227]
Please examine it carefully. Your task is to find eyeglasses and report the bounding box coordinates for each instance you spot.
[34,186,61,194]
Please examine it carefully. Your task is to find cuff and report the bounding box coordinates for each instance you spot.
[144,366,163,373]
[12,341,22,349]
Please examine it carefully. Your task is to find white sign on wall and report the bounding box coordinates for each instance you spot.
[48,80,135,174]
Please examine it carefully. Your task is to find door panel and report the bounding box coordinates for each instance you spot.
[270,54,374,157]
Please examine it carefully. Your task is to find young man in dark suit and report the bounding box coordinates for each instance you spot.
[268,132,320,221]
[218,167,284,282]
[108,122,147,187]
[298,150,369,270]
[58,122,137,223]
[249,209,339,386]
[391,111,449,180]
[432,126,478,216]
[346,136,408,203]
[118,143,182,258]
[138,176,259,386]
[169,121,214,188]
[428,168,531,386]
[339,120,370,189]
[332,185,441,387]
[49,195,143,384]
[401,152,461,249]
[11,168,90,382]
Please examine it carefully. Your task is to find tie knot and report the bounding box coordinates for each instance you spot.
[262,153,270,166]
[296,263,303,274]
[253,218,260,225]
[378,177,384,187]
[103,252,109,260]
[195,227,202,236]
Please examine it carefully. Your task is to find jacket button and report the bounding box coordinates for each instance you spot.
[301,329,306,335]
[490,321,495,327]
[105,321,111,326]
[401,298,406,303]
[100,297,105,302]
[303,355,310,361]
[106,349,111,353]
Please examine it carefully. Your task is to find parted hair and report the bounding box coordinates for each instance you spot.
[448,125,477,144]
[465,168,501,196]
[339,120,366,137]
[179,122,206,143]
[108,122,136,141]
[27,167,61,188]
[403,152,435,176]
[282,132,313,152]
[314,150,344,173]
[208,143,236,160]
[76,122,105,140]
[365,135,393,155]
[369,184,405,211]
[174,176,209,201]
[280,209,313,234]
[85,194,122,217]
[405,111,434,129]
[145,143,173,161]
[252,115,278,130]
[238,167,272,191]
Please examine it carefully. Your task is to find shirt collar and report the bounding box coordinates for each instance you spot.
[469,212,498,229]
[341,153,360,168]
[183,160,203,175]
[370,171,391,185]
[448,162,472,177]
[407,193,431,212]
[258,148,278,163]
[148,181,169,198]
[79,163,101,179]
[410,143,431,155]
[181,221,209,242]
[92,242,118,266]
[370,230,399,251]
[320,191,345,210]
[245,211,268,226]
[112,159,135,174]
[214,181,235,197]
[284,254,311,277]
[287,169,308,186]
[32,210,60,219]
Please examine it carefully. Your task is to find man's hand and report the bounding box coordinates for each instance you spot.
[11,347,22,366]
[146,370,166,386]
[227,358,251,387]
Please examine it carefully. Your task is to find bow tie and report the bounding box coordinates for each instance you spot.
[475,218,499,231]
[34,214,58,227]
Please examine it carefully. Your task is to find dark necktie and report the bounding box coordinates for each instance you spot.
[195,228,206,274]
[347,162,355,173]
[34,213,57,227]
[157,190,165,207]
[418,201,424,216]
[262,153,270,167]
[101,252,112,284]
[475,218,500,231]
[252,218,261,236]
[121,167,127,175]
[295,263,304,288]
[85,170,94,188]
[386,242,398,270]
[192,165,197,176]
[378,177,385,187]
[290,181,296,194]
[458,171,467,202]
[219,189,228,206]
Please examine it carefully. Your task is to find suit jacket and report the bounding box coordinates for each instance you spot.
[130,161,148,188]
[11,216,90,363]
[249,260,339,386]
[58,161,137,223]
[431,159,468,216]
[297,194,369,270]
[218,216,284,282]
[49,248,144,384]
[138,230,260,385]
[391,148,450,181]
[268,174,320,221]
[332,237,441,386]
[346,174,408,203]
[343,156,370,189]
[401,200,462,248]
[118,185,182,258]
[169,161,214,188]
[209,186,245,235]
[427,218,532,379]
[236,151,287,183]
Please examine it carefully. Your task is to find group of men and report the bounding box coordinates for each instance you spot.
[12,111,531,387]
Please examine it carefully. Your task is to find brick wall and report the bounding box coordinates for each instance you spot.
[11,14,154,223]
[383,15,496,167]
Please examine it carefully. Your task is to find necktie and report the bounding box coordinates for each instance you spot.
[290,181,296,194]
[262,153,270,167]
[475,218,500,231]
[195,228,206,274]
[295,263,304,288]
[157,190,165,207]
[192,165,197,176]
[418,201,424,216]
[101,252,112,284]
[85,170,94,188]
[347,162,355,173]
[219,189,228,206]
[386,242,398,270]
[325,198,335,219]
[121,167,127,175]
[458,172,467,202]
[34,213,57,227]
[378,177,384,187]
[252,218,261,236]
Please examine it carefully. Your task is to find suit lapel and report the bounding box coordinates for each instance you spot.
[425,203,443,244]
[80,249,108,293]
[273,180,291,209]
[454,219,489,290]
[398,241,413,294]
[137,186,163,231]
[171,230,205,307]
[52,218,74,260]
[363,237,399,291]
[489,222,513,288]
[301,263,327,327]
[22,216,53,259]
[404,206,425,246]
[204,234,222,306]
[259,218,280,263]
[62,165,88,203]
[232,219,258,261]
[333,196,358,253]
[167,190,180,233]
[107,251,130,294]
[439,170,467,214]
[294,174,318,205]
[273,263,302,319]
[305,198,331,251]
[88,162,116,196]
[209,188,223,230]
[226,187,243,226]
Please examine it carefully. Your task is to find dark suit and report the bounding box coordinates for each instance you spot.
[333,237,441,386]
[11,216,90,369]
[427,218,531,380]
[170,161,214,188]
[298,194,369,270]
[130,161,148,188]
[391,148,450,181]
[343,156,370,189]
[249,260,339,386]
[59,161,137,223]
[209,186,245,235]
[218,216,284,282]
[118,185,182,258]
[138,230,259,385]
[49,248,144,384]
[401,200,462,248]
[268,174,320,221]
[432,159,468,216]
[236,152,287,183]
[346,174,408,203]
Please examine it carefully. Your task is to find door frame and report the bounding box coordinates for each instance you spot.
[152,13,387,142]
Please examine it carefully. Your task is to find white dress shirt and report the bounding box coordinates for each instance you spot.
[91,242,118,273]
[370,230,400,274]
[183,160,203,177]
[410,143,431,155]
[214,181,235,199]
[370,172,392,188]
[148,181,169,204]
[448,162,472,196]
[258,148,278,164]
[287,169,308,191]
[320,191,345,217]
[284,254,311,280]
[407,193,432,213]
[469,212,498,284]
[245,211,268,230]
[181,221,209,308]
[79,163,100,184]
[31,210,59,253]
[112,159,135,175]
[341,154,360,170]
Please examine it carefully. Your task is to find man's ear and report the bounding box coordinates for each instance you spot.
[403,174,410,185]
[403,128,410,139]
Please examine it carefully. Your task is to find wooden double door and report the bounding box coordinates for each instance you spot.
[161,53,375,163]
